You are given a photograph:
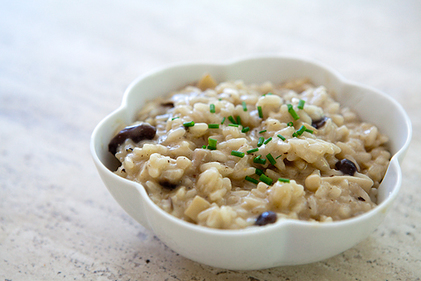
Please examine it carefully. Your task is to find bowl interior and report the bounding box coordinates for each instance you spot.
[96,56,410,205]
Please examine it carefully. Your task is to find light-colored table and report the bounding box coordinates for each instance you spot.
[1,1,420,280]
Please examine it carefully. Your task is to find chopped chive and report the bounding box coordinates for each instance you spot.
[255,168,263,176]
[171,117,179,120]
[259,174,273,185]
[264,137,272,145]
[228,124,239,127]
[247,147,259,154]
[202,145,206,149]
[221,117,226,124]
[296,125,307,136]
[242,126,250,133]
[259,130,267,134]
[218,98,222,101]
[242,101,248,111]
[208,138,217,147]
[276,154,282,159]
[260,158,267,165]
[257,137,265,147]
[228,116,237,124]
[236,115,242,125]
[257,106,263,118]
[231,150,245,158]
[208,138,217,149]
[208,123,220,129]
[183,121,195,127]
[277,134,286,141]
[210,104,216,113]
[278,177,290,183]
[298,99,305,110]
[287,121,294,127]
[245,176,259,184]
[253,155,262,163]
[292,132,298,138]
[294,125,313,136]
[287,104,300,120]
[253,155,266,165]
[266,153,276,165]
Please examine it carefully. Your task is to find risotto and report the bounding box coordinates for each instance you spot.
[109,75,391,229]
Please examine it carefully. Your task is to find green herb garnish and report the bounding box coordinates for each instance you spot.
[207,138,217,150]
[258,106,263,118]
[296,125,307,136]
[298,99,305,110]
[183,121,195,127]
[231,150,245,158]
[277,134,286,141]
[253,155,266,165]
[278,178,290,183]
[228,116,236,124]
[208,124,220,129]
[295,125,313,136]
[257,137,264,147]
[242,101,248,111]
[259,174,273,185]
[266,153,276,165]
[247,148,259,154]
[263,137,272,145]
[245,176,259,184]
[287,104,300,120]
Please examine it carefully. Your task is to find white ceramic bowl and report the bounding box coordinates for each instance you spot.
[91,55,411,270]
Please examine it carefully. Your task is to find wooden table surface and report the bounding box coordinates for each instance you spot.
[1,1,420,280]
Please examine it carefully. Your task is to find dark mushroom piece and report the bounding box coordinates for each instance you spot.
[160,101,174,108]
[335,159,357,176]
[311,116,329,129]
[108,123,156,155]
[159,181,178,190]
[255,211,277,226]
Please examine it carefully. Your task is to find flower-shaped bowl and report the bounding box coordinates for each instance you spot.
[90,55,411,270]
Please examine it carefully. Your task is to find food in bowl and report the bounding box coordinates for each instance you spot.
[108,74,391,229]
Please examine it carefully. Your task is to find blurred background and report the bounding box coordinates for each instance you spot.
[1,0,420,280]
